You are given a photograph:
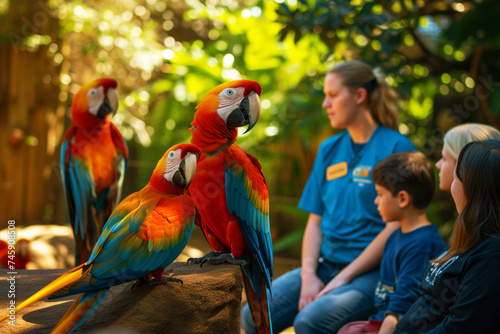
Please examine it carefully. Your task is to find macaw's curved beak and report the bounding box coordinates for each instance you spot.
[97,87,119,118]
[172,153,198,189]
[226,91,261,134]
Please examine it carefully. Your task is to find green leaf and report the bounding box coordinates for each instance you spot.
[444,0,500,47]
[331,14,341,29]
[315,2,331,9]
[358,2,376,16]
[316,13,331,26]
[277,3,292,15]
[273,228,304,253]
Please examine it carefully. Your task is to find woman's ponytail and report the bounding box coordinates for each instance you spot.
[370,68,399,130]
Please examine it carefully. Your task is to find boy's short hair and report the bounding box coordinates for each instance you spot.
[372,151,435,209]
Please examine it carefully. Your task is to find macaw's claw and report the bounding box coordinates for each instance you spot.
[189,251,247,267]
[131,276,151,291]
[159,269,183,285]
[202,252,248,267]
[132,272,183,291]
[187,251,222,266]
[146,276,183,286]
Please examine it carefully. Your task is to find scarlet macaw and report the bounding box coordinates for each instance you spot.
[0,239,30,269]
[1,144,200,333]
[60,78,129,265]
[188,80,273,333]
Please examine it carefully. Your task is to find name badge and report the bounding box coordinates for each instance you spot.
[326,162,347,181]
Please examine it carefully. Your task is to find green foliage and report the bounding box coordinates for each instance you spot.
[445,0,500,48]
[7,0,500,255]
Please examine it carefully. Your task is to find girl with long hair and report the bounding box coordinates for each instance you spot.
[395,140,500,333]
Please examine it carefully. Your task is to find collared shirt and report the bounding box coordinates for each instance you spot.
[299,126,415,264]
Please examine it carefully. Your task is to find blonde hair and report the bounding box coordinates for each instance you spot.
[329,60,399,130]
[444,123,500,160]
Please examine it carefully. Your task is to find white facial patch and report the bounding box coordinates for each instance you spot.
[106,87,119,112]
[216,87,245,122]
[164,148,182,182]
[87,86,105,116]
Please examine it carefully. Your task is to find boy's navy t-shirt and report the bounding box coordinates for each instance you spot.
[372,224,446,320]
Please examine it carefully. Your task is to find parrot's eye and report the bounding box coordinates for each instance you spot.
[169,152,175,159]
[224,89,234,97]
[89,89,97,96]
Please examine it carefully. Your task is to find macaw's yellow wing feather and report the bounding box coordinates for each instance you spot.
[0,263,89,323]
[52,289,109,334]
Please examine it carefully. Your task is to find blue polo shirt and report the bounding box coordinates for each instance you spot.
[298,126,415,264]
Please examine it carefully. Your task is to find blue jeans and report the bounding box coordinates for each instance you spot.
[241,260,379,334]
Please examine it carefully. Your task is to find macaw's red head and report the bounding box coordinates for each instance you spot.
[193,80,262,139]
[71,78,118,129]
[150,143,201,194]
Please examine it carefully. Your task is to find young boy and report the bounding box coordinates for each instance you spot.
[338,151,446,334]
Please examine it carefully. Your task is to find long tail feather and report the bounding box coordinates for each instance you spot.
[242,273,273,334]
[51,289,109,334]
[0,264,88,323]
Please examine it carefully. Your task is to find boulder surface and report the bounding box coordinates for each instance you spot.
[0,263,243,333]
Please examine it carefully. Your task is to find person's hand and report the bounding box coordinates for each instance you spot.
[379,314,398,334]
[299,273,324,311]
[314,270,351,300]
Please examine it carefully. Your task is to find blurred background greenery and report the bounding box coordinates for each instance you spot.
[1,0,499,259]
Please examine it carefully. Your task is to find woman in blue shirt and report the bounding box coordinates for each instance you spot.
[241,60,415,334]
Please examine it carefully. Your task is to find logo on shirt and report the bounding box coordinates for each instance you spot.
[353,166,372,186]
[424,252,459,285]
[326,162,348,181]
[353,166,371,178]
[375,281,395,301]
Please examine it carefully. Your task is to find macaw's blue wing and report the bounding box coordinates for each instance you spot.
[60,139,98,255]
[225,151,273,294]
[57,190,195,296]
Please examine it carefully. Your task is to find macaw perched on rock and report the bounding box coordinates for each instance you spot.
[187,80,273,333]
[61,78,129,266]
[0,144,200,334]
